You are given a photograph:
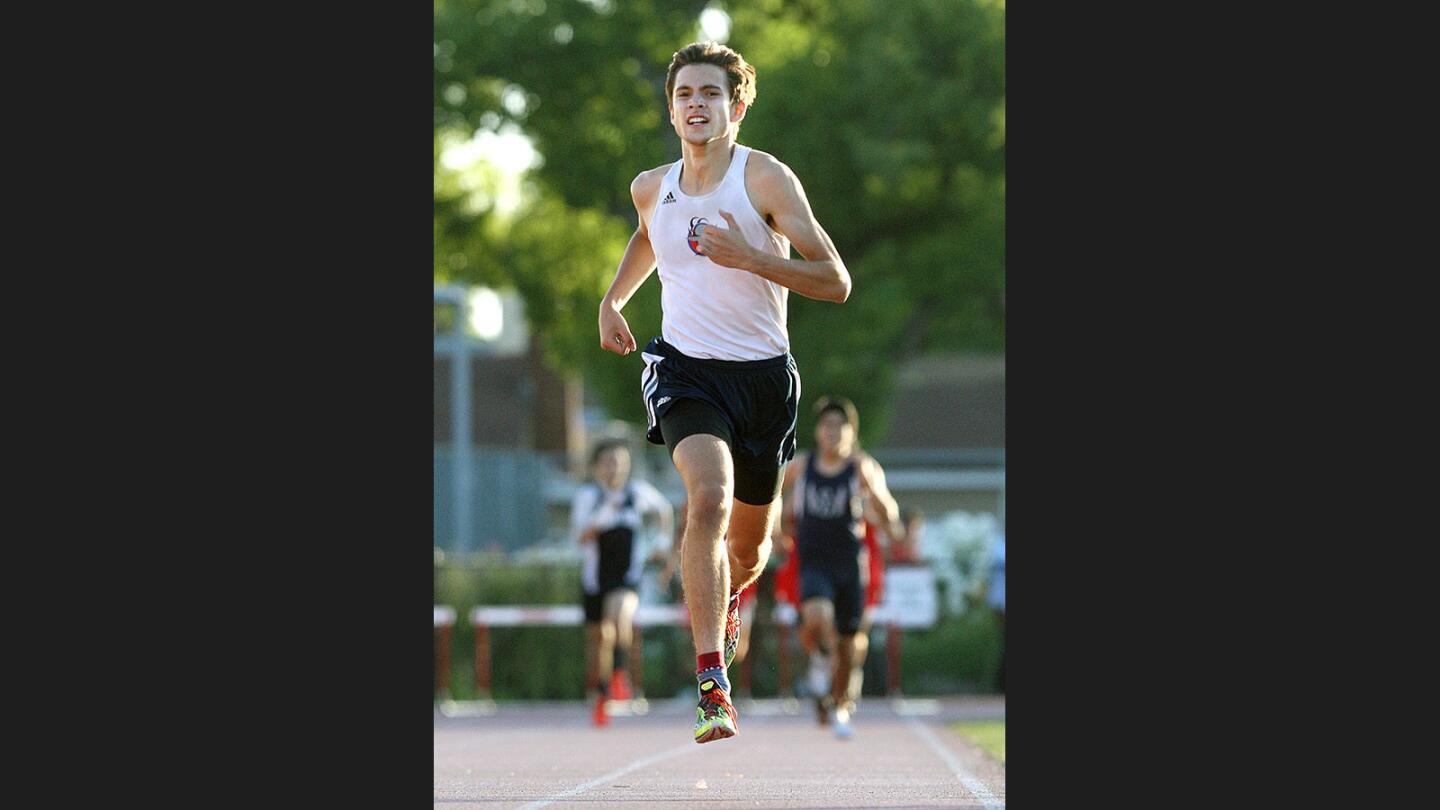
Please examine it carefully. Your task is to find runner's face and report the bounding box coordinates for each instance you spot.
[596,447,630,487]
[670,64,741,145]
[816,411,854,456]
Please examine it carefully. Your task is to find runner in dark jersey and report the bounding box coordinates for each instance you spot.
[778,396,903,738]
[572,440,674,726]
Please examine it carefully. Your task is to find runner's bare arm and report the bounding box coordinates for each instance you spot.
[571,489,600,544]
[775,453,806,548]
[695,152,850,302]
[598,170,665,355]
[857,453,905,544]
[860,498,891,549]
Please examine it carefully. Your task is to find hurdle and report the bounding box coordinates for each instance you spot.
[469,603,690,698]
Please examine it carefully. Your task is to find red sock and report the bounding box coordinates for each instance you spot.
[696,650,730,693]
[696,651,723,673]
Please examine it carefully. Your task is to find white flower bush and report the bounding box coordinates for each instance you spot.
[919,510,1002,615]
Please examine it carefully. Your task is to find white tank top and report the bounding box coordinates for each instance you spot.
[649,144,791,361]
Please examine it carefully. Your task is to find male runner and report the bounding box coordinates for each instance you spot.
[773,506,891,710]
[598,41,851,743]
[572,440,674,726]
[779,396,903,739]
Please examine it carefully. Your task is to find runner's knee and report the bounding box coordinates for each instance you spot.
[686,483,731,527]
[603,589,636,618]
[730,535,769,570]
[802,598,834,621]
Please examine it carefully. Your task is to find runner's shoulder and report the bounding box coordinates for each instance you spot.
[630,165,671,209]
[853,450,879,473]
[743,148,795,187]
[743,150,806,216]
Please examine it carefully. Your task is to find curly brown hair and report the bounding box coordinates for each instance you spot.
[664,41,757,111]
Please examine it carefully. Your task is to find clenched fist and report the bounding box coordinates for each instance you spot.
[598,300,636,355]
[695,210,757,271]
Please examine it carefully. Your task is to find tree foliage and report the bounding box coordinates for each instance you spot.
[435,0,1004,444]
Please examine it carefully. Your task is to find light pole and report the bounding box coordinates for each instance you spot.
[436,286,480,556]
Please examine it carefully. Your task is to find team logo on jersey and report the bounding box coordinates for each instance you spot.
[687,216,709,255]
[661,191,676,205]
[805,481,859,520]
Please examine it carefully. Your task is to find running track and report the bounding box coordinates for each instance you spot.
[435,696,1005,808]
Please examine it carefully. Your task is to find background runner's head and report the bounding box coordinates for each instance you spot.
[590,439,631,488]
[814,395,859,457]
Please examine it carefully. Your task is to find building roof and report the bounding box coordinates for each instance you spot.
[882,354,1005,450]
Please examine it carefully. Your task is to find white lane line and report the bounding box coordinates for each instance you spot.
[513,742,700,809]
[906,717,1004,809]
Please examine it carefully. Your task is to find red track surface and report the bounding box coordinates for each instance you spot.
[434,696,1005,808]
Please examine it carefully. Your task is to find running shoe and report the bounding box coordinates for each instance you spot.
[832,702,854,740]
[694,679,738,743]
[592,693,610,727]
[723,589,743,668]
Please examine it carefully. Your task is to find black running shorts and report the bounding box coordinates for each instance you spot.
[581,585,636,624]
[800,561,864,636]
[639,336,801,505]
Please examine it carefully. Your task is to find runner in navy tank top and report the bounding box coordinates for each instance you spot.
[795,453,863,575]
[778,396,904,739]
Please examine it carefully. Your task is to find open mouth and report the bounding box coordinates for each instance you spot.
[686,115,709,126]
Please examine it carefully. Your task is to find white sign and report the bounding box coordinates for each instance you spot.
[876,564,939,629]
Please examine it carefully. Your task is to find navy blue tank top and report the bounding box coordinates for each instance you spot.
[795,454,863,567]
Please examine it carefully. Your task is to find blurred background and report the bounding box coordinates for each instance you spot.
[434,0,1004,704]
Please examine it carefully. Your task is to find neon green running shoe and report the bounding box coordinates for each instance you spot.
[693,679,738,744]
